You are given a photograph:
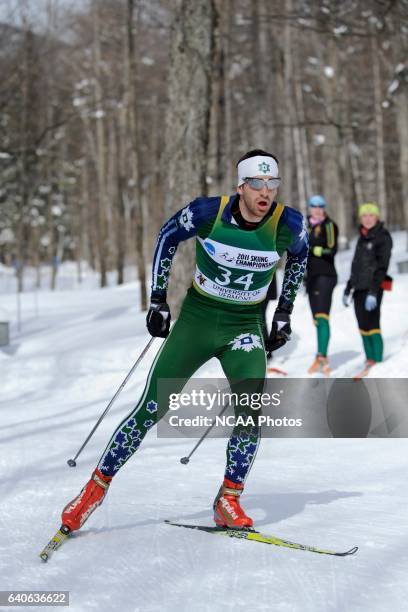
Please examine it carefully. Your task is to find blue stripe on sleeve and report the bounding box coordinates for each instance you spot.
[150,197,220,298]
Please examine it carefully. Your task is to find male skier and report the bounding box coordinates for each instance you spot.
[60,150,308,531]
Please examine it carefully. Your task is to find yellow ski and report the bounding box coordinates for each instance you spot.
[165,521,358,557]
[39,525,71,562]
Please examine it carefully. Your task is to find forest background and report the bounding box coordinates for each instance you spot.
[0,0,407,313]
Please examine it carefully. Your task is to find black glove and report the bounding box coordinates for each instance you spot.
[146,297,171,338]
[266,301,293,356]
[342,280,353,307]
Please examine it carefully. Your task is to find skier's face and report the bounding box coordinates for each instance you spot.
[360,213,378,229]
[237,176,277,222]
[309,206,326,222]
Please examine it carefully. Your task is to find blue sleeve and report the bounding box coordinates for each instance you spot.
[151,197,220,299]
[280,207,309,306]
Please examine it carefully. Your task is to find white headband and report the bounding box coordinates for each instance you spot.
[237,156,279,186]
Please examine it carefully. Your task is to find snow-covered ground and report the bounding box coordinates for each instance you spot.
[1,233,408,612]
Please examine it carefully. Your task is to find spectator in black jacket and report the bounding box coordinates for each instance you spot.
[306,195,338,376]
[343,202,393,375]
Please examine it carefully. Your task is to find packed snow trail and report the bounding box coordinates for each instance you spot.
[1,238,408,611]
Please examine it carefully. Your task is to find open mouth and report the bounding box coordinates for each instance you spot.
[257,200,268,207]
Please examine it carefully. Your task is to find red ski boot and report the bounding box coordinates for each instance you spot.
[61,469,112,531]
[213,478,253,529]
[353,359,376,380]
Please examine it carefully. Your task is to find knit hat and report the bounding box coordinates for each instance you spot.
[358,202,380,217]
[308,195,327,208]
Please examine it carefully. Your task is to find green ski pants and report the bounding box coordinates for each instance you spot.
[98,289,267,485]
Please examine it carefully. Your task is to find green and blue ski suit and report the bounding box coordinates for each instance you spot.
[98,194,308,484]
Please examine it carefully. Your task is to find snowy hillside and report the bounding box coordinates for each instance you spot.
[1,233,408,612]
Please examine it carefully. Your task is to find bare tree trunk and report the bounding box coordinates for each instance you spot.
[146,93,163,256]
[16,11,33,294]
[163,0,215,316]
[294,81,312,208]
[344,64,364,219]
[50,225,60,290]
[222,0,233,192]
[127,0,148,310]
[105,116,120,283]
[31,226,41,289]
[93,0,108,287]
[322,125,347,245]
[283,0,306,213]
[251,0,270,148]
[107,117,117,264]
[347,137,364,206]
[74,179,84,285]
[116,106,128,286]
[281,0,293,205]
[319,37,348,247]
[371,35,387,222]
[291,17,312,203]
[208,1,222,192]
[87,195,99,274]
[79,158,95,272]
[394,89,408,235]
[390,27,408,243]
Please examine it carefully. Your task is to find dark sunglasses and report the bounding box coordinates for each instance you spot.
[244,177,281,190]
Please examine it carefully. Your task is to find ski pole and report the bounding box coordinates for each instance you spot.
[180,399,232,465]
[67,337,155,467]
